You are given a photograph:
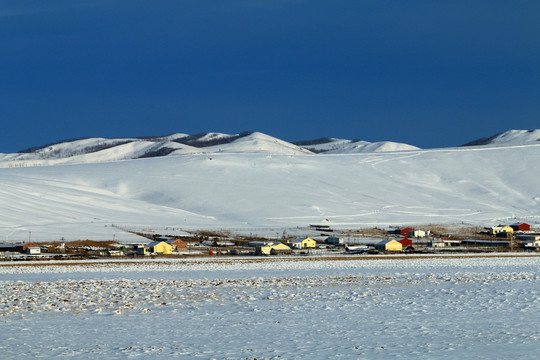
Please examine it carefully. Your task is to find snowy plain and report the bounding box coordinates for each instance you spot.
[0,255,539,359]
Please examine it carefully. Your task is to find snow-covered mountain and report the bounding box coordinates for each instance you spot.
[4,129,537,168]
[463,129,540,147]
[295,138,420,154]
[203,132,312,155]
[0,134,199,167]
[0,132,313,167]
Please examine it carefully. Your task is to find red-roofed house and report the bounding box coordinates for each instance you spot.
[166,239,188,250]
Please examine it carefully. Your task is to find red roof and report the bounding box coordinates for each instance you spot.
[168,239,187,248]
[398,238,413,247]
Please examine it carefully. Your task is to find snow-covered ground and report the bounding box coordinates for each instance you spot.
[0,256,538,359]
[0,141,539,242]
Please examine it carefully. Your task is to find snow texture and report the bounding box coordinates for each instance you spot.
[0,256,538,359]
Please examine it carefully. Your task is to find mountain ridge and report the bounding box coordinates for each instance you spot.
[1,129,538,168]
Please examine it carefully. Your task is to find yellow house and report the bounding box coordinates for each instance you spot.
[289,237,317,249]
[490,225,514,235]
[375,239,403,251]
[257,242,292,255]
[138,241,172,255]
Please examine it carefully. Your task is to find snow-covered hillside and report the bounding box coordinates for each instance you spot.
[0,132,313,167]
[204,132,312,155]
[463,129,540,147]
[0,140,539,242]
[0,135,202,167]
[296,138,419,153]
[3,129,537,169]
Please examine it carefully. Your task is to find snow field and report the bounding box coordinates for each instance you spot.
[0,257,539,359]
[1,143,539,242]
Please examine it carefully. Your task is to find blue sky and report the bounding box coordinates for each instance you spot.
[1,1,539,152]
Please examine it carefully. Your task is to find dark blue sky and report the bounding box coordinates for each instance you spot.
[1,1,539,152]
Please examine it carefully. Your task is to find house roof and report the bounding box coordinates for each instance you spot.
[291,237,314,243]
[376,239,400,245]
[264,243,290,249]
[165,239,186,245]
[146,241,171,248]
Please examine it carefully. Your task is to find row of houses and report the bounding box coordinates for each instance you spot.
[136,236,320,256]
[255,236,416,254]
[250,237,319,255]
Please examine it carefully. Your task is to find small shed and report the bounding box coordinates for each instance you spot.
[26,247,41,255]
[375,239,403,251]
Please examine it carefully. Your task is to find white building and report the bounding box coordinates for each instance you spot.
[26,247,41,255]
[410,229,426,238]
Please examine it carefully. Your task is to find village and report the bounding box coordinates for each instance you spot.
[0,222,538,261]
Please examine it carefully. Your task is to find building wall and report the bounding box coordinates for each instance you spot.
[26,247,41,254]
[154,243,172,254]
[385,241,403,251]
[400,227,413,235]
[512,223,531,231]
[375,240,402,251]
[302,238,317,248]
